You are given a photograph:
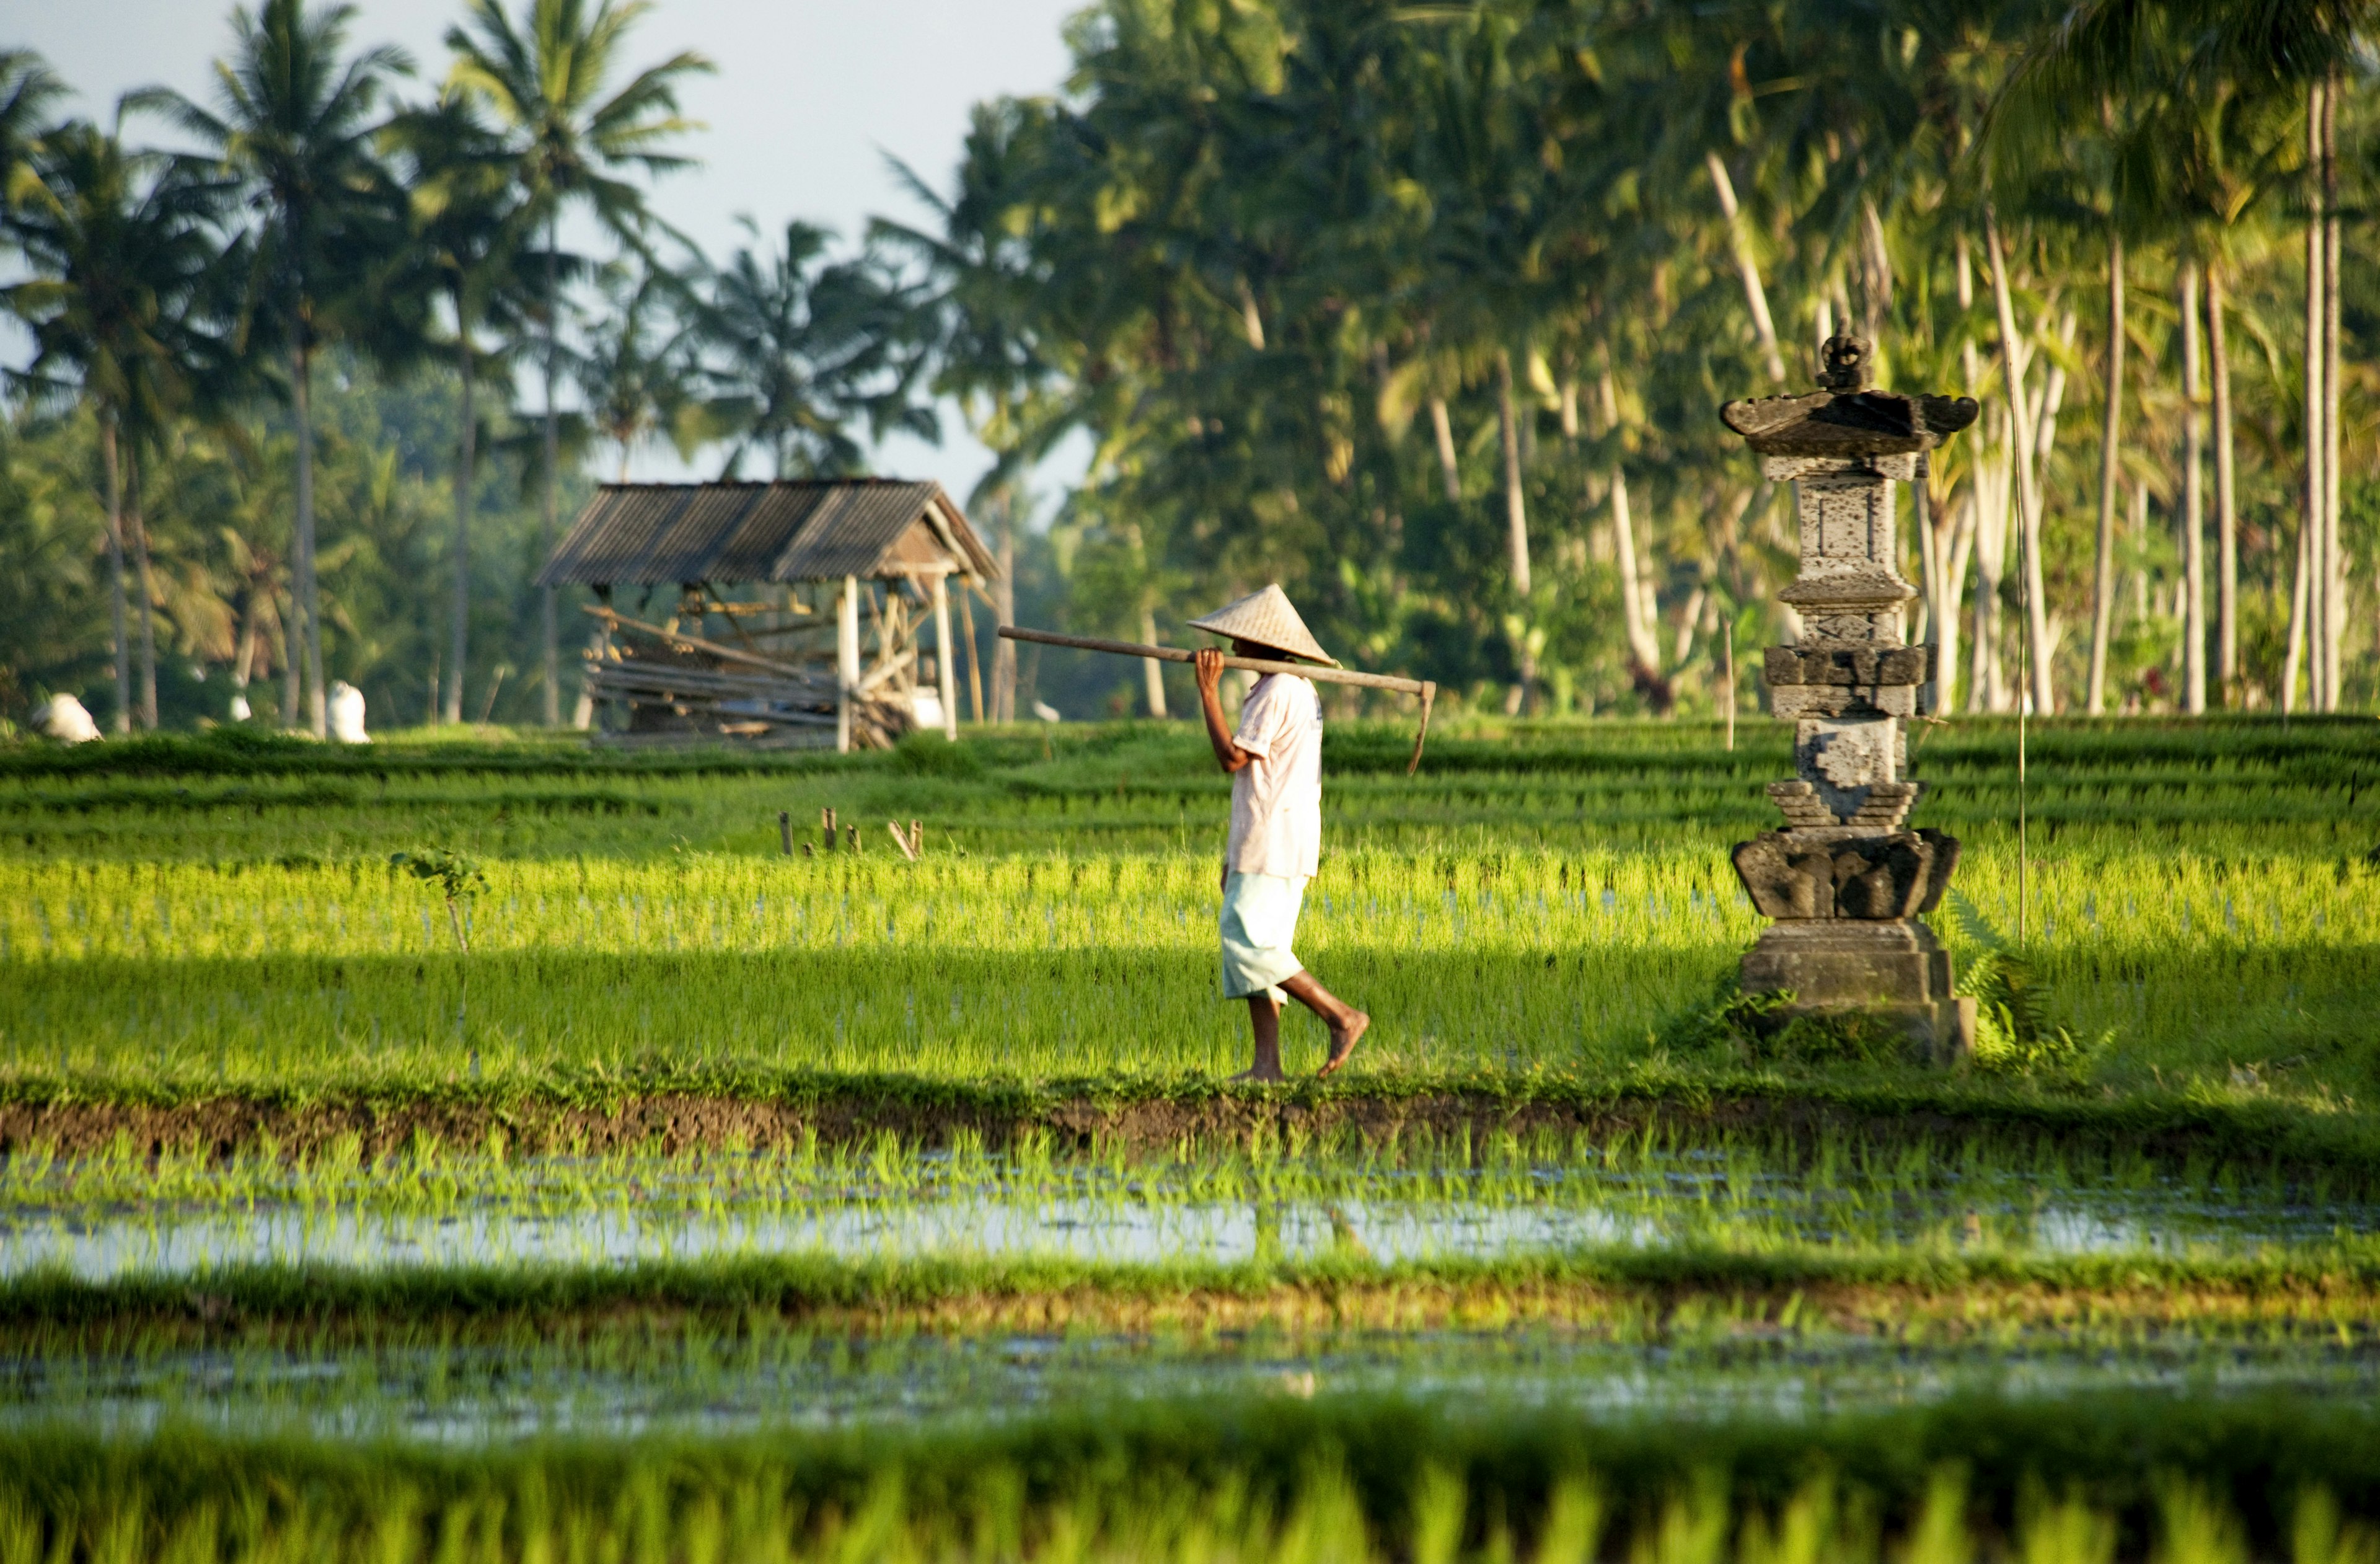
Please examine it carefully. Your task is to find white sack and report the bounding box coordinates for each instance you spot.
[328,681,370,743]
[32,694,100,743]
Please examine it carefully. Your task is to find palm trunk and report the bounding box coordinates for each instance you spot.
[126,453,157,730]
[1598,370,1661,681]
[445,311,475,725]
[2322,70,2344,709]
[230,585,262,721]
[1496,349,1534,710]
[1496,351,1531,596]
[1610,465,1661,679]
[1984,210,2056,714]
[1706,151,1786,382]
[1954,232,1991,714]
[991,491,1016,723]
[2089,232,2125,714]
[293,338,326,738]
[1970,406,2009,714]
[540,226,562,727]
[2283,515,2311,713]
[2206,262,2237,696]
[1428,396,1461,501]
[280,580,301,725]
[1937,488,1974,711]
[1139,606,1168,718]
[98,413,131,734]
[2303,78,2327,712]
[1672,583,1707,668]
[2179,261,2207,714]
[1915,475,1948,709]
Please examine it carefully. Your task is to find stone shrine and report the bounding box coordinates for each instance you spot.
[1717,336,1981,1058]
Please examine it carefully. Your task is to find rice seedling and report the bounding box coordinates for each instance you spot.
[5,1389,2380,1561]
[0,833,2371,1093]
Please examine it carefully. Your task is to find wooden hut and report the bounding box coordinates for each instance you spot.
[536,479,998,751]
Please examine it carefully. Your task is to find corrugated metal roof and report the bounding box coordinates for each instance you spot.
[537,480,999,587]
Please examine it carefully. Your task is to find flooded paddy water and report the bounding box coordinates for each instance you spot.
[2,1134,2369,1279]
[6,1132,2377,1450]
[11,1321,2380,1444]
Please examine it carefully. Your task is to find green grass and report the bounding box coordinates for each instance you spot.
[11,1241,2380,1340]
[11,1390,2380,1560]
[5,715,2380,1551]
[2,834,2373,1098]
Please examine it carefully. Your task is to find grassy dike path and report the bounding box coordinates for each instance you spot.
[9,1242,2380,1341]
[8,1066,2380,1180]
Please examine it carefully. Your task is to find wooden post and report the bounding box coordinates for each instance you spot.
[778,811,793,855]
[932,572,959,741]
[822,806,837,853]
[836,574,860,753]
[958,585,984,724]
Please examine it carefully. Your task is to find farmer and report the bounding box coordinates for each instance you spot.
[1189,585,1370,1081]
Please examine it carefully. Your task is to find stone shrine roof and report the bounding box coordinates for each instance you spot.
[1719,335,1978,459]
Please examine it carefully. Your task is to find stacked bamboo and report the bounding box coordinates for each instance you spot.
[582,606,913,749]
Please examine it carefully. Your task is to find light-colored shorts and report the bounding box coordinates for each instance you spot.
[1219,870,1307,1002]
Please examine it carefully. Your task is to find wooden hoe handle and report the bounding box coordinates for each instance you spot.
[995,625,1438,773]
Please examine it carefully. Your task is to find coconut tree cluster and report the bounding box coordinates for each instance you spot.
[896,0,2376,717]
[2,0,2375,730]
[0,1,931,735]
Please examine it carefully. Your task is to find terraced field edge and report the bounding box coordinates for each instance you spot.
[7,1244,2380,1340]
[2,1069,2374,1176]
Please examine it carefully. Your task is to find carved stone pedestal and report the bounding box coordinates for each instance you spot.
[1717,335,1981,1063]
[1740,920,1978,1064]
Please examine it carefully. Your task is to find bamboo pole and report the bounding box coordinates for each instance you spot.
[578,604,811,678]
[997,625,1438,772]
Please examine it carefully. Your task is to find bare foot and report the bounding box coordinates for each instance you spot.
[1317,1011,1370,1078]
[1228,1065,1286,1084]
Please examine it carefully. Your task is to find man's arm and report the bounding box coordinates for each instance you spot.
[1194,648,1253,774]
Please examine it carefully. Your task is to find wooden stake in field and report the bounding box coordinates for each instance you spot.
[996,627,1438,773]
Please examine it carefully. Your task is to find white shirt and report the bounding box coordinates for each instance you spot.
[1225,673,1323,880]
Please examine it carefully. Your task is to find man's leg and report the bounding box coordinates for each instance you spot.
[1281,971,1370,1077]
[1232,993,1286,1082]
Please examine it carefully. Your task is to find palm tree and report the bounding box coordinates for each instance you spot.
[4,115,223,733]
[0,51,63,193]
[2008,0,2366,710]
[142,0,408,739]
[572,255,695,479]
[690,219,937,479]
[389,92,530,725]
[443,0,708,725]
[1410,11,1561,709]
[876,104,1075,725]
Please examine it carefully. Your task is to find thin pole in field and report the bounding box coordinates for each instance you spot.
[1722,628,1735,751]
[2016,482,2030,946]
[1990,206,2032,948]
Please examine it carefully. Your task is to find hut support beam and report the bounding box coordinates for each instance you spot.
[931,573,958,741]
[837,575,860,753]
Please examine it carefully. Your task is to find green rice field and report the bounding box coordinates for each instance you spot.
[2,715,2379,1560]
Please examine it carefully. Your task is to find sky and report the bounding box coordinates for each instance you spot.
[10,0,1088,508]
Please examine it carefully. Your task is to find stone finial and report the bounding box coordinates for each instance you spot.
[1818,334,1872,392]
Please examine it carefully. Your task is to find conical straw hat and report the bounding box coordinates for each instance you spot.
[1187,585,1339,668]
